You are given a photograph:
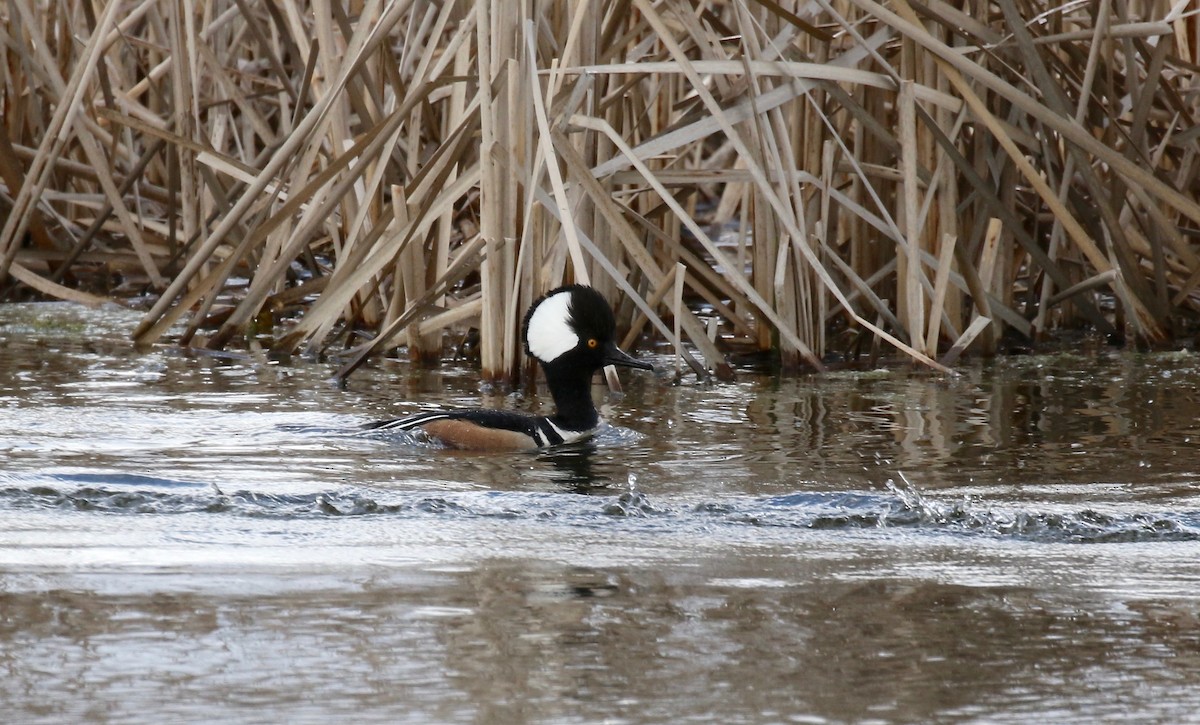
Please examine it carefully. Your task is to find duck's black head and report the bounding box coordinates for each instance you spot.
[522,284,653,374]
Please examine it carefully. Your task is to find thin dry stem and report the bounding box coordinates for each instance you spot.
[2,0,1198,380]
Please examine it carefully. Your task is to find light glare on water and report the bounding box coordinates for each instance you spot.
[3,302,1200,723]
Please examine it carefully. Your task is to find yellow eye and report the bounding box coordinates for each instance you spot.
[587,338,599,349]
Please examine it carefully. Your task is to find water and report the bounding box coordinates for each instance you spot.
[3,302,1200,723]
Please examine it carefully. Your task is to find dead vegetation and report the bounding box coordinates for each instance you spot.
[2,0,1200,381]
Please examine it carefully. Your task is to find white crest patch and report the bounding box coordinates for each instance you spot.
[525,290,578,362]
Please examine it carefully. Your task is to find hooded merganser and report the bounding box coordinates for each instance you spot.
[367,284,654,450]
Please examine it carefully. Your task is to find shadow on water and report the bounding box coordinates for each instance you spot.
[3,302,1200,723]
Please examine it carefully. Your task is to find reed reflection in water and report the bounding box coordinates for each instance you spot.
[2,302,1200,723]
[4,556,1200,724]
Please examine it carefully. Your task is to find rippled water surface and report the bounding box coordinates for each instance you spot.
[3,302,1200,723]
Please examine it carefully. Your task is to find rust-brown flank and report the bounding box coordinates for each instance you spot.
[421,420,538,451]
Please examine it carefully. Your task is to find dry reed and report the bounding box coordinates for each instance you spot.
[3,0,1200,382]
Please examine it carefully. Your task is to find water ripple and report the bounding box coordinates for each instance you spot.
[0,479,1197,544]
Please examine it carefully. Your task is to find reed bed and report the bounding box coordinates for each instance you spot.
[3,0,1200,382]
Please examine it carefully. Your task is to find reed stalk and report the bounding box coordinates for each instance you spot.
[2,0,1199,381]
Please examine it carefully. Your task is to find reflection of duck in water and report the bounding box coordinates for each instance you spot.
[368,285,653,451]
[537,441,606,491]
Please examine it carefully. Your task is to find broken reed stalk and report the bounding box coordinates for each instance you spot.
[2,0,1200,383]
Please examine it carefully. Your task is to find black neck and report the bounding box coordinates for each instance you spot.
[543,364,600,432]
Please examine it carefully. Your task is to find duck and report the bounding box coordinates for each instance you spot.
[367,284,653,450]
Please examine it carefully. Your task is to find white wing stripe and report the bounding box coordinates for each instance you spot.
[370,412,452,431]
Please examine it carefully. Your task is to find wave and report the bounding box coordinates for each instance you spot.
[1,474,1197,544]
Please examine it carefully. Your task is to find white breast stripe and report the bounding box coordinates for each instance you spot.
[543,418,597,445]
